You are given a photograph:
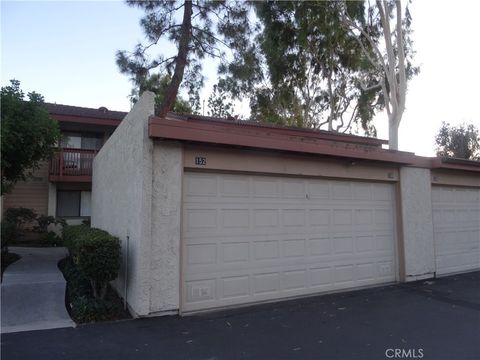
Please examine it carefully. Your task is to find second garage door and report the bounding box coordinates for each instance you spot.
[182,172,397,312]
[432,186,480,276]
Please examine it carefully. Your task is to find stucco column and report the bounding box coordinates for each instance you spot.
[398,167,435,281]
[149,141,183,314]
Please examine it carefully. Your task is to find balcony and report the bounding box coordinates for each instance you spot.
[49,148,97,182]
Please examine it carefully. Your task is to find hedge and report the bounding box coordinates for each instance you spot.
[63,225,121,300]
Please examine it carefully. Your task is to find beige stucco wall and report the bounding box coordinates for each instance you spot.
[398,167,436,281]
[149,140,183,313]
[92,92,183,316]
[184,145,399,182]
[431,169,480,187]
[92,92,155,316]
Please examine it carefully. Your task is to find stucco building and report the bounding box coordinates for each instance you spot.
[91,92,480,317]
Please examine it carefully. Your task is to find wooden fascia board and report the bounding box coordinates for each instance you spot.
[149,118,415,164]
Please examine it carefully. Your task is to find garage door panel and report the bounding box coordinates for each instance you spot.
[183,262,397,312]
[432,186,480,276]
[182,172,397,312]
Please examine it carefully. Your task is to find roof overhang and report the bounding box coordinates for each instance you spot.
[149,116,416,165]
[50,114,122,127]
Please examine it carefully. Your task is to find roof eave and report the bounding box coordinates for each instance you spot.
[149,116,415,165]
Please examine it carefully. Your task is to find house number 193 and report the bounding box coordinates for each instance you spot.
[195,157,207,166]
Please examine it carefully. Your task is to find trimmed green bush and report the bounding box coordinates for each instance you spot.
[58,257,123,322]
[39,231,63,247]
[63,225,121,300]
[63,224,90,255]
[71,296,118,323]
[3,207,37,227]
[1,220,16,254]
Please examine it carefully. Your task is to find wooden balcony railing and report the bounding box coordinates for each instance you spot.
[49,148,97,182]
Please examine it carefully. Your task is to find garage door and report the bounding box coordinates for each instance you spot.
[432,186,480,276]
[182,172,397,312]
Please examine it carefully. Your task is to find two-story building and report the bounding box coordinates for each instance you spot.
[2,103,127,224]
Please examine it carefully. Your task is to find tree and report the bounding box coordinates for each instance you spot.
[116,0,252,118]
[207,83,234,118]
[1,80,61,195]
[340,0,419,149]
[219,1,417,137]
[435,122,480,160]
[129,73,192,113]
[249,1,381,134]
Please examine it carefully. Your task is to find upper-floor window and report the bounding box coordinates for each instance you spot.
[61,132,103,150]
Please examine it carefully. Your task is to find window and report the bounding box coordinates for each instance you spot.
[61,132,103,150]
[57,191,91,217]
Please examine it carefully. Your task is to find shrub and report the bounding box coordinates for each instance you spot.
[58,257,122,322]
[63,225,121,300]
[39,231,63,247]
[3,207,37,228]
[63,224,90,255]
[3,207,37,240]
[1,220,16,254]
[35,215,66,233]
[70,296,119,323]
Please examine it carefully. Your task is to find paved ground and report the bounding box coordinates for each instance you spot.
[2,271,479,360]
[1,247,75,334]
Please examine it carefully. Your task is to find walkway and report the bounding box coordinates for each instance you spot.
[1,247,75,333]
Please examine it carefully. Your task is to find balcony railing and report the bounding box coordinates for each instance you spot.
[49,148,97,182]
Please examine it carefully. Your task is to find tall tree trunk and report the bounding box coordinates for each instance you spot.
[389,114,399,150]
[156,1,193,118]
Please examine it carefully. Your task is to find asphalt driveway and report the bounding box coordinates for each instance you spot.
[2,271,479,360]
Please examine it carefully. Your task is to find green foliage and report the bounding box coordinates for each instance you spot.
[1,80,61,194]
[63,224,91,254]
[3,207,37,241]
[116,1,253,116]
[207,84,234,118]
[39,231,63,247]
[435,122,480,160]
[1,221,16,253]
[35,215,66,233]
[63,225,121,300]
[3,208,65,246]
[59,257,121,323]
[70,296,119,323]
[129,74,192,113]
[3,207,37,228]
[249,87,304,127]
[221,0,417,136]
[221,1,381,131]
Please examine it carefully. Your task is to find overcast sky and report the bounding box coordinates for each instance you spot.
[2,0,480,156]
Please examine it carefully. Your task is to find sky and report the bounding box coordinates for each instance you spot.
[2,0,480,157]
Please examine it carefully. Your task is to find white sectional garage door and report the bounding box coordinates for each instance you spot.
[432,186,480,276]
[182,172,397,312]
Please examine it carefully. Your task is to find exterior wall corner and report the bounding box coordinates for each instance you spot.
[398,167,436,281]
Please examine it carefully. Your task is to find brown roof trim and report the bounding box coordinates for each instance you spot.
[406,156,480,172]
[439,157,480,167]
[166,112,388,147]
[50,114,122,127]
[149,116,415,164]
[45,103,127,126]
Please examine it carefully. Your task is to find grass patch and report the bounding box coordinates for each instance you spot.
[58,257,131,323]
[1,252,21,281]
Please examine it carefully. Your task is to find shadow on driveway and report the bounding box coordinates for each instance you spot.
[2,271,479,360]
